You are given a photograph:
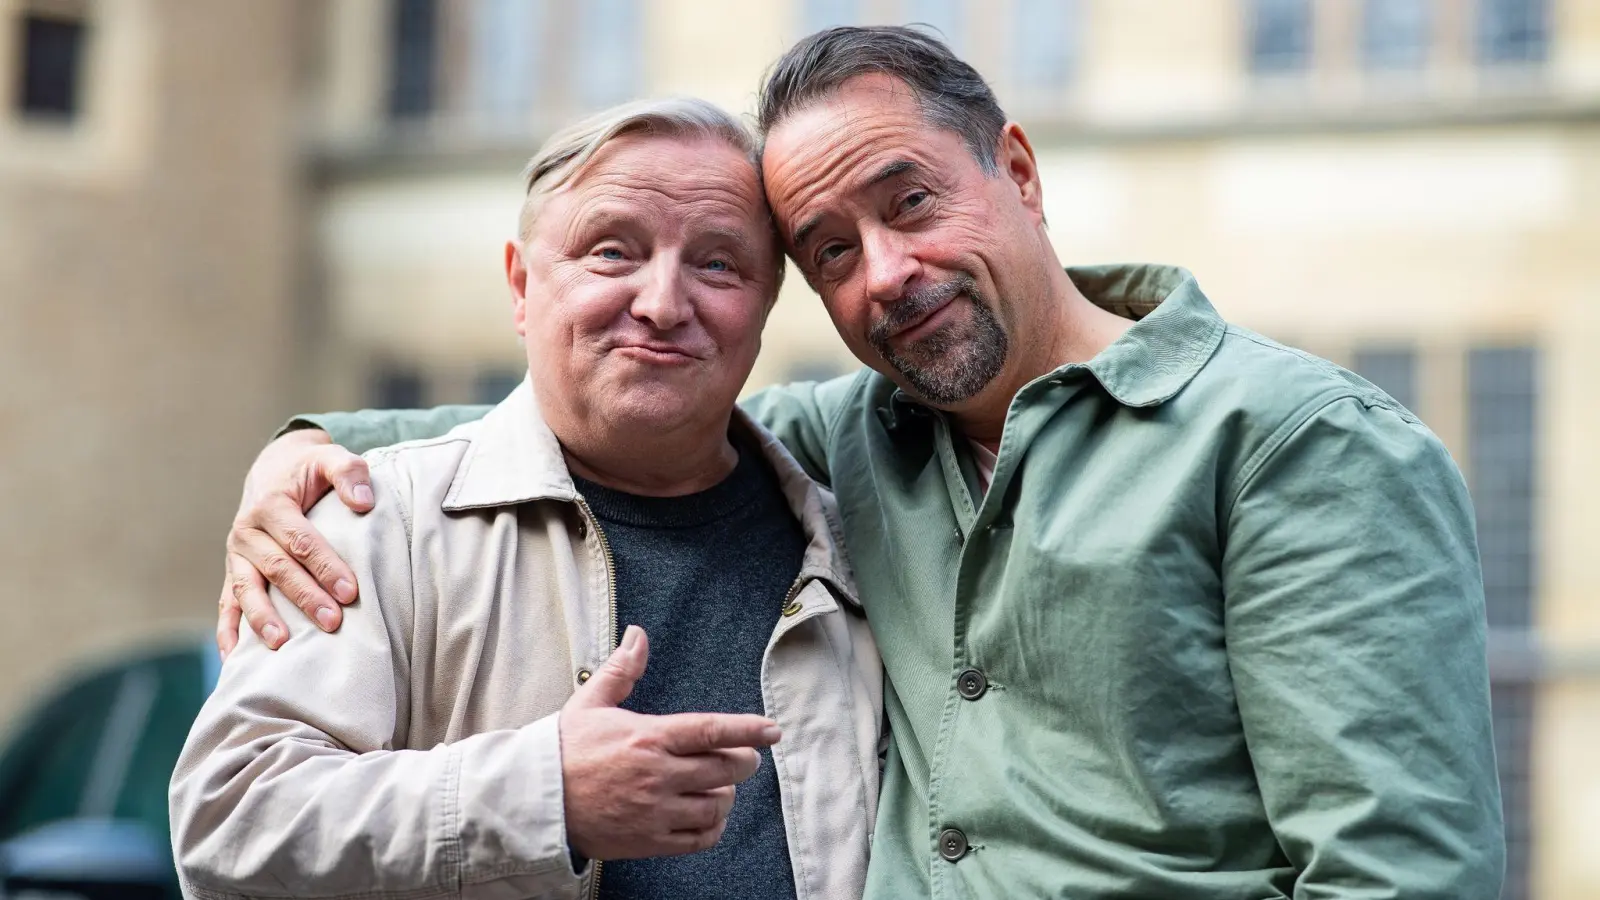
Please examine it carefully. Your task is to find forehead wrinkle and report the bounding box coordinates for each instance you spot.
[579,172,760,211]
[775,121,930,246]
[570,171,763,220]
[558,186,768,253]
[764,79,925,205]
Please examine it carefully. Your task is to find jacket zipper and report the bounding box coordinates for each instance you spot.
[574,496,617,900]
[781,576,804,614]
[574,497,620,650]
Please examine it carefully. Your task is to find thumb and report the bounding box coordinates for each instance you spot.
[313,446,374,514]
[570,625,647,709]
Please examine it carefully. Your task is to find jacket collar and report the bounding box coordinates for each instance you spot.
[1067,264,1225,408]
[442,379,577,509]
[442,378,860,606]
[884,263,1225,425]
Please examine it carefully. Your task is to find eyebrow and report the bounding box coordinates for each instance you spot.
[573,209,757,256]
[791,159,921,250]
[696,226,758,256]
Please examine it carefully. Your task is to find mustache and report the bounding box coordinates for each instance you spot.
[868,275,979,345]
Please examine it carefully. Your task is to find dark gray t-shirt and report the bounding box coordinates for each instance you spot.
[572,439,805,900]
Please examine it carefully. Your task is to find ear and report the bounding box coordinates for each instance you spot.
[996,122,1044,223]
[506,240,530,337]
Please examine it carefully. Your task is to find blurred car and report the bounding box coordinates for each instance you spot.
[0,638,217,899]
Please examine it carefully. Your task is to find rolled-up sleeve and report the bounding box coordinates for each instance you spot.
[169,457,583,899]
[1222,396,1505,899]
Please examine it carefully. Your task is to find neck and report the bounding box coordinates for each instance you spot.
[951,265,1133,445]
[559,419,739,497]
[563,422,736,493]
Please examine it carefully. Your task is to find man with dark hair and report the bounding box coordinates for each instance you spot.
[218,26,1504,900]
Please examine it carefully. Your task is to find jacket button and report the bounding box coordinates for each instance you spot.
[576,519,588,539]
[938,827,968,861]
[576,669,592,685]
[957,668,988,700]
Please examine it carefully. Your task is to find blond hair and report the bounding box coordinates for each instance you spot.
[518,97,758,241]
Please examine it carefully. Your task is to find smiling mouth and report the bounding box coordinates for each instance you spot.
[613,344,699,364]
[888,295,960,345]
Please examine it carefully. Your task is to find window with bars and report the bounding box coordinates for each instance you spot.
[473,368,525,405]
[388,0,438,119]
[801,0,861,36]
[1352,347,1419,412]
[1491,681,1534,900]
[1249,0,1313,75]
[905,0,965,54]
[16,6,88,121]
[1478,0,1547,65]
[1466,344,1538,900]
[1012,0,1079,91]
[1362,0,1432,70]
[469,0,545,122]
[577,0,641,109]
[371,367,427,410]
[1468,345,1537,631]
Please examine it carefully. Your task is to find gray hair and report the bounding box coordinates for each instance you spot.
[757,25,1007,175]
[518,97,761,241]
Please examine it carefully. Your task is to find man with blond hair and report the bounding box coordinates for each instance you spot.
[171,98,881,900]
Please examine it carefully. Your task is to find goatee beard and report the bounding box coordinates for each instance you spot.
[868,274,1009,406]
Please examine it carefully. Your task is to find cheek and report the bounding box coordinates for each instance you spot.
[699,289,769,355]
[925,203,999,267]
[533,268,633,341]
[815,282,873,343]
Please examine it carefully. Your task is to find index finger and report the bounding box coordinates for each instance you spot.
[657,713,781,756]
[254,496,359,607]
[667,747,762,793]
[216,579,242,660]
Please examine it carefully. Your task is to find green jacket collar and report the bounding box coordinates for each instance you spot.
[1071,264,1225,408]
[885,263,1225,421]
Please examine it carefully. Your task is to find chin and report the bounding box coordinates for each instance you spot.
[602,385,703,431]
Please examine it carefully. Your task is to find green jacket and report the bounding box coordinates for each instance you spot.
[294,264,1504,899]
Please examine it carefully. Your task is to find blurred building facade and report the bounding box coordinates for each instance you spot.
[2,0,1596,896]
[0,0,304,752]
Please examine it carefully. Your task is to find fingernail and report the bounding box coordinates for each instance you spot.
[353,483,374,506]
[622,625,642,652]
[315,607,338,631]
[263,623,285,647]
[761,724,782,744]
[334,578,357,603]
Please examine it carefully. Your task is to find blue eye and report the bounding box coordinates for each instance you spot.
[706,259,729,272]
[600,248,624,260]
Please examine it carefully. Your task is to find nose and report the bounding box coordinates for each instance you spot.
[630,254,693,332]
[862,226,919,308]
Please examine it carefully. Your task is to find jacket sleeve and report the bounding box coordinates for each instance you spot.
[1222,396,1505,899]
[275,405,495,454]
[169,455,584,900]
[739,372,862,487]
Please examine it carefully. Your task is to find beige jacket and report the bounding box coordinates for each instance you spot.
[169,382,883,900]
